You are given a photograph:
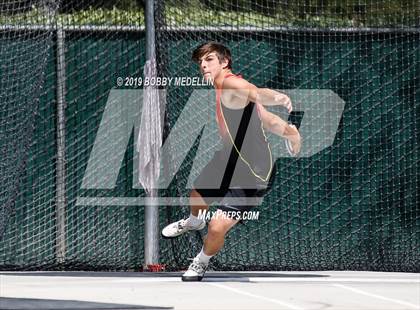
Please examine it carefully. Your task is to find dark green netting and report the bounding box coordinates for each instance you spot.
[159,32,419,272]
[157,0,419,272]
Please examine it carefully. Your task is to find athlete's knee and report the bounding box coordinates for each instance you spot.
[207,225,225,238]
[207,221,229,238]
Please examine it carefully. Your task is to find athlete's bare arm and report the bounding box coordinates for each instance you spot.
[258,104,301,155]
[222,77,292,112]
[222,76,301,155]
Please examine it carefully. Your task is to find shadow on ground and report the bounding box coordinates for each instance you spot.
[0,297,173,310]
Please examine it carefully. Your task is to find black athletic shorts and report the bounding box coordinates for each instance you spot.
[193,150,276,218]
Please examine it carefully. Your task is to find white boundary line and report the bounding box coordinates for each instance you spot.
[208,282,304,310]
[333,284,420,309]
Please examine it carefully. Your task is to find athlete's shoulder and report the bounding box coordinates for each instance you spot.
[222,75,256,91]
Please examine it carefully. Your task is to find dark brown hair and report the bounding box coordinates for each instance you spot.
[192,42,232,69]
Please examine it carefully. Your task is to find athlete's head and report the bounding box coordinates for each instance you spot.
[192,42,232,82]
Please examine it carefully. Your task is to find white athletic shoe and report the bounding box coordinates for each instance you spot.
[182,257,208,282]
[161,218,205,239]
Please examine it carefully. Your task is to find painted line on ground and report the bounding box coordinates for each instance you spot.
[333,284,420,309]
[208,282,304,310]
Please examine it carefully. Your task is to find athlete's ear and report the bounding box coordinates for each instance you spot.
[221,57,229,69]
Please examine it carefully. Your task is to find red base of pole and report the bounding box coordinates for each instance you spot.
[145,264,166,272]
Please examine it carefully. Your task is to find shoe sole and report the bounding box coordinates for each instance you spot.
[161,231,182,239]
[181,275,203,282]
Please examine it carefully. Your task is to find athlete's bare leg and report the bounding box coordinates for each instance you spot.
[190,188,209,216]
[182,184,242,280]
[182,212,238,281]
[191,188,238,255]
[203,216,239,256]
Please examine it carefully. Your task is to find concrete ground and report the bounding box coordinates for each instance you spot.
[1,271,419,310]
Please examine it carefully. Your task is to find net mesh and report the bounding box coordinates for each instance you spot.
[0,0,419,271]
[0,0,58,268]
[157,0,420,272]
[0,0,146,270]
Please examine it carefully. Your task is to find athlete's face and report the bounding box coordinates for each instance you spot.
[198,52,228,82]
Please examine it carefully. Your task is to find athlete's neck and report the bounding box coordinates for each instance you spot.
[214,69,232,89]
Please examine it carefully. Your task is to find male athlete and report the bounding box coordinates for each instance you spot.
[162,42,301,281]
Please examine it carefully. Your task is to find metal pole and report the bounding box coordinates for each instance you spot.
[55,27,67,264]
[144,0,159,268]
